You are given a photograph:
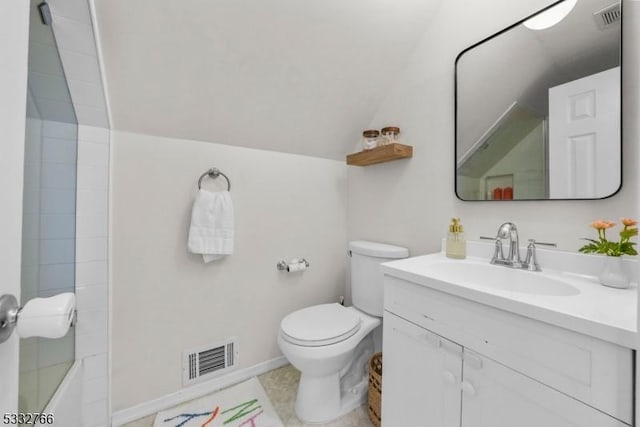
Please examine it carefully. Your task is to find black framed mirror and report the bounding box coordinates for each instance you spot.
[455,0,621,201]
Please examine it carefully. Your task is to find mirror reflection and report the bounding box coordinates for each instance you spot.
[455,0,621,201]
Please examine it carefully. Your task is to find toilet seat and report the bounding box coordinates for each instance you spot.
[280,303,362,347]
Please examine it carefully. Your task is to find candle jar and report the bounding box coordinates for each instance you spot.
[380,126,401,145]
[362,130,380,150]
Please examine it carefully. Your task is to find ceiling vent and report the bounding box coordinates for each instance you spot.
[594,3,621,29]
[182,338,237,386]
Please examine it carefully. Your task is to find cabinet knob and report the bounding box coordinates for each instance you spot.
[442,370,456,385]
[461,380,477,397]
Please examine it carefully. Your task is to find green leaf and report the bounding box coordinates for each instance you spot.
[620,229,638,239]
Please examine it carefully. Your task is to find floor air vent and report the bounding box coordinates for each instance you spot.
[183,339,237,386]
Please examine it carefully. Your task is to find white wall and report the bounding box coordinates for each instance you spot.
[110,131,347,410]
[347,0,638,267]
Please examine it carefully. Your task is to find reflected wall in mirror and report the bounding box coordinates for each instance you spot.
[455,0,621,201]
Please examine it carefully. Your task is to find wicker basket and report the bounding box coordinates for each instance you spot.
[367,352,383,427]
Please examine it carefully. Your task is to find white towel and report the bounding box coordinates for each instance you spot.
[188,190,234,263]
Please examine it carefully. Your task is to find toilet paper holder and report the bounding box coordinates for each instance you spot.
[0,293,76,345]
[277,258,310,272]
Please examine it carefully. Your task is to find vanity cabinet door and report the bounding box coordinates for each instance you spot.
[381,312,462,427]
[461,349,629,427]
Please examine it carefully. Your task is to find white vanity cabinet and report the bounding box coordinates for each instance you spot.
[382,275,633,427]
[461,348,628,427]
[383,313,462,426]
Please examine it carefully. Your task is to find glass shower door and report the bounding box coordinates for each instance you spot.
[19,0,78,413]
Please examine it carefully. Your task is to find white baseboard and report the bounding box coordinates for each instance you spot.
[110,356,288,426]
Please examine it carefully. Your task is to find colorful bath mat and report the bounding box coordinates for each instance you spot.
[153,377,283,427]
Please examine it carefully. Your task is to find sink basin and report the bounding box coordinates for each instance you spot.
[426,261,581,296]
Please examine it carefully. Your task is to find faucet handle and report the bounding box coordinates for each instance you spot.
[480,236,504,262]
[527,239,557,247]
[524,239,557,271]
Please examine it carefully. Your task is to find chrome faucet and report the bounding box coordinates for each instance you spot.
[481,223,557,271]
[496,222,521,265]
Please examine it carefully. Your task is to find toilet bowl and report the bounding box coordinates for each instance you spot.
[277,241,409,424]
[278,304,380,423]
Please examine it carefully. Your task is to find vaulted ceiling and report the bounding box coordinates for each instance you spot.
[93,0,442,159]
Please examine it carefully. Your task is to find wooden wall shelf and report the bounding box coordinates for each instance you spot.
[346,143,413,166]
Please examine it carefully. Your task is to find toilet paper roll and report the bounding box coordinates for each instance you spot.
[287,262,307,272]
[16,293,76,339]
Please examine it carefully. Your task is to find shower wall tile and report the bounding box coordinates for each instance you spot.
[42,120,77,139]
[51,16,96,57]
[82,398,109,427]
[77,165,109,190]
[40,214,75,239]
[38,333,75,369]
[40,189,76,214]
[47,0,91,26]
[67,78,107,109]
[83,353,108,381]
[75,105,110,128]
[75,123,110,427]
[76,214,108,239]
[58,49,102,84]
[76,326,108,359]
[76,237,108,262]
[83,375,108,404]
[78,142,109,167]
[39,238,75,265]
[79,126,110,144]
[77,190,108,216]
[76,309,107,337]
[75,285,108,311]
[41,163,77,189]
[38,0,110,421]
[42,137,77,164]
[75,260,107,287]
[23,190,40,214]
[39,263,75,292]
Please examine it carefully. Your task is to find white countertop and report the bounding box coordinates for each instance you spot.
[381,245,638,349]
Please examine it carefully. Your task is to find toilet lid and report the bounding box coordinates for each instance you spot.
[280,303,362,347]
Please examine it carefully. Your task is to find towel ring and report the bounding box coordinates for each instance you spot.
[197,168,231,191]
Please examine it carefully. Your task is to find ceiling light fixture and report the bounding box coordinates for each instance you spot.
[524,0,577,30]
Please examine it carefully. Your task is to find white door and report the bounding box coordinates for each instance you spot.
[548,67,620,198]
[0,1,30,416]
[461,350,628,427]
[381,313,462,426]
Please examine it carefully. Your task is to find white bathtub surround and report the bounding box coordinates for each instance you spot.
[39,125,111,427]
[75,125,110,426]
[110,131,347,413]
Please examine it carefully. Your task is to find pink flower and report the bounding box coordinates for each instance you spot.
[591,220,615,230]
[621,218,637,227]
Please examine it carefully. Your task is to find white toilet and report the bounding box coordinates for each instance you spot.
[277,240,409,424]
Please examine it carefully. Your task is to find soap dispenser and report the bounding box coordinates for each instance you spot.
[446,218,466,259]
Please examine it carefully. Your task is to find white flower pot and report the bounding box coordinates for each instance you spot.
[599,256,630,289]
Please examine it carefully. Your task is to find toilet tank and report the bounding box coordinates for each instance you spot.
[349,241,409,317]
